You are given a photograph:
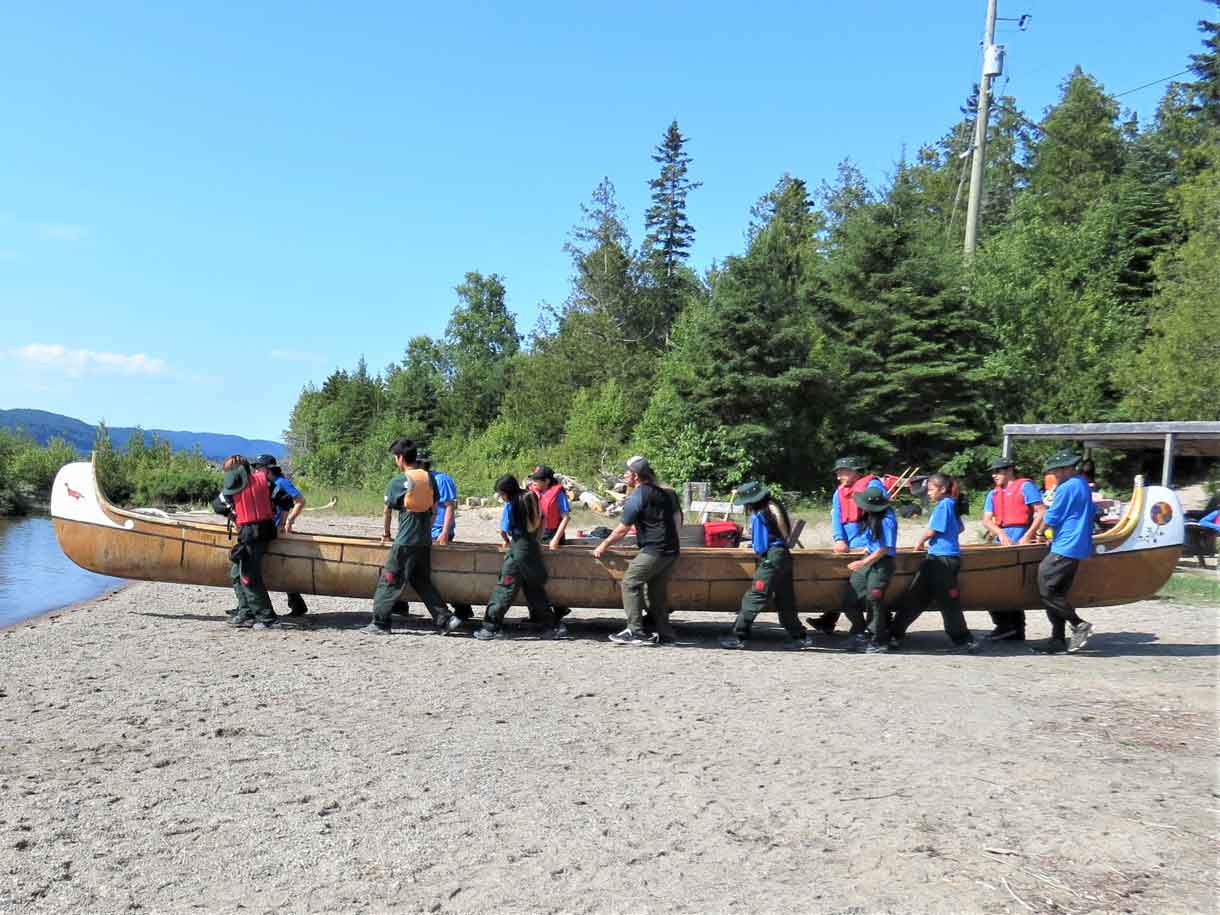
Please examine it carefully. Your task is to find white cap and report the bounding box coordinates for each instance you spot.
[625,455,650,474]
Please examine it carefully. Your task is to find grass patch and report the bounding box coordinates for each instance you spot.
[1156,570,1220,605]
[296,482,386,517]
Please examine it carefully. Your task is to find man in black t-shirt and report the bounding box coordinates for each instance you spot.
[592,455,682,645]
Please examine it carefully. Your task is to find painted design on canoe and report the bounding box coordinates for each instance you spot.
[51,460,1183,613]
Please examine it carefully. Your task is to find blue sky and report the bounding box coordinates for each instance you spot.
[0,1,1203,442]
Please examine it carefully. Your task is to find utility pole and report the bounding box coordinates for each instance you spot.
[964,0,1000,255]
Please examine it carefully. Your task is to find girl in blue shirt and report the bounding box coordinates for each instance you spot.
[891,473,976,652]
[839,488,899,652]
[473,475,561,641]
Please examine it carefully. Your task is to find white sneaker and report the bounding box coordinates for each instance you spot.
[1067,621,1094,653]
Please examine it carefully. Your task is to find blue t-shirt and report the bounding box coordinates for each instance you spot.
[927,496,964,556]
[831,477,888,547]
[498,502,522,538]
[431,471,459,540]
[750,509,793,556]
[270,475,300,528]
[859,511,898,557]
[1199,509,1220,532]
[1044,474,1095,559]
[982,480,1043,541]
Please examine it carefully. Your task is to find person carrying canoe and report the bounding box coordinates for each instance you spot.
[807,455,888,636]
[473,475,565,641]
[528,464,572,626]
[217,455,281,630]
[414,450,474,623]
[718,481,812,650]
[839,487,899,653]
[250,453,309,617]
[890,473,978,653]
[1032,450,1096,654]
[980,454,1046,642]
[591,455,682,645]
[363,438,462,637]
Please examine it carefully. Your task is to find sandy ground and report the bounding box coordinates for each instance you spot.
[1,509,1217,915]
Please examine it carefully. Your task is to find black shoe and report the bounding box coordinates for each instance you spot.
[473,628,506,641]
[806,616,837,636]
[718,633,747,649]
[1031,638,1068,655]
[359,622,391,636]
[286,594,308,617]
[551,605,571,621]
[888,638,901,651]
[452,605,474,622]
[986,625,1024,641]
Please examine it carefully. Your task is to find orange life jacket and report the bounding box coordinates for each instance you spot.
[233,469,274,526]
[992,478,1035,528]
[402,469,434,512]
[835,474,879,524]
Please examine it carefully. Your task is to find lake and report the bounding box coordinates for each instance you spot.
[0,515,125,628]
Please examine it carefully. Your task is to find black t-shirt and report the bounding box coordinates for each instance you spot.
[621,483,680,556]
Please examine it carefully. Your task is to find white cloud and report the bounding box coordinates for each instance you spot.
[13,343,168,377]
[38,223,87,241]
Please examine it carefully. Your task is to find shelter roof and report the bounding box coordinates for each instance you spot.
[1002,422,1220,457]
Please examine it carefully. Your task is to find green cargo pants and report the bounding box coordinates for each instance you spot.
[371,544,452,630]
[230,539,275,625]
[621,550,677,633]
[892,554,970,643]
[847,555,895,643]
[733,544,804,639]
[482,537,553,631]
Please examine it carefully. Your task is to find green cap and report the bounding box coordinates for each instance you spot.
[1043,449,1082,472]
[988,454,1016,472]
[221,464,250,496]
[733,480,770,505]
[833,455,867,473]
[852,488,892,513]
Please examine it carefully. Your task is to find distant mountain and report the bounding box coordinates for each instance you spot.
[0,409,286,464]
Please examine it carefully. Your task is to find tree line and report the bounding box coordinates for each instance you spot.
[279,8,1220,499]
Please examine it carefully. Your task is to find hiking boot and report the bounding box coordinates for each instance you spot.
[986,624,1024,641]
[1068,621,1094,653]
[946,639,979,654]
[473,628,506,641]
[865,641,891,654]
[1031,638,1068,655]
[806,616,837,636]
[609,628,658,646]
[359,622,391,636]
[718,633,747,650]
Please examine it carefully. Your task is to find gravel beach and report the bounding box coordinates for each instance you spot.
[1,509,1217,914]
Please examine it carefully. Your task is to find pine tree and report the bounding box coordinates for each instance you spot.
[643,121,701,340]
[441,272,520,434]
[1189,0,1220,126]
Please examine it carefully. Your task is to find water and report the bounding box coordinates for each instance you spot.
[0,515,125,628]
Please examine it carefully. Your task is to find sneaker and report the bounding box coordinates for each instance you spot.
[442,614,463,635]
[865,641,891,654]
[545,623,571,640]
[473,628,506,641]
[986,625,1025,641]
[946,639,979,654]
[359,622,391,636]
[806,616,837,636]
[784,634,815,650]
[227,616,254,628]
[609,628,658,646]
[1031,638,1068,655]
[718,633,747,650]
[1067,621,1094,653]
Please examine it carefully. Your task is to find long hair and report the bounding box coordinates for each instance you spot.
[929,472,967,517]
[752,494,791,542]
[863,505,886,541]
[495,474,540,533]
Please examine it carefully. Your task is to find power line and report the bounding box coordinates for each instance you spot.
[1113,68,1193,98]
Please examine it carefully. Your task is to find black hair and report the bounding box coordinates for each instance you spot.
[929,472,968,516]
[389,437,417,464]
[751,494,792,542]
[863,505,887,541]
[495,474,539,534]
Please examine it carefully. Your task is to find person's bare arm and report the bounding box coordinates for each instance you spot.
[549,512,570,550]
[382,506,393,544]
[983,510,1012,545]
[282,495,305,533]
[437,501,455,544]
[847,546,885,571]
[592,523,632,559]
[1020,503,1047,543]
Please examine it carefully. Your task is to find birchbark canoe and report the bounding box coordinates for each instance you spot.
[51,460,1184,613]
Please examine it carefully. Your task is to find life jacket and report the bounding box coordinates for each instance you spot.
[537,482,567,530]
[401,468,435,512]
[835,474,879,525]
[233,469,275,526]
[992,478,1034,528]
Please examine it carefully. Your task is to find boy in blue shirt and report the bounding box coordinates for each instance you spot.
[891,473,976,652]
[1034,450,1095,654]
[415,451,473,623]
[981,455,1046,641]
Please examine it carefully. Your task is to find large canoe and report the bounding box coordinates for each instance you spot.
[52,460,1184,613]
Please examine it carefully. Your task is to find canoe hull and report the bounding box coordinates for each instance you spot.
[52,461,1185,613]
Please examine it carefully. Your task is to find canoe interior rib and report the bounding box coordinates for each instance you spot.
[51,461,1185,613]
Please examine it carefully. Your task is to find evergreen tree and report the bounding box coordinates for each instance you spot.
[1189,0,1220,126]
[441,272,520,434]
[642,121,701,340]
